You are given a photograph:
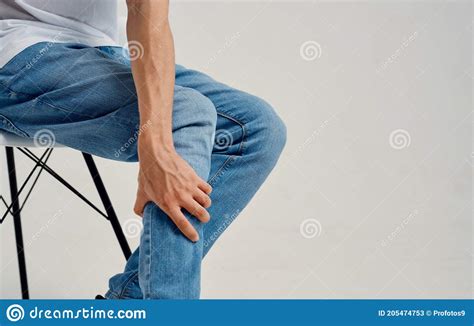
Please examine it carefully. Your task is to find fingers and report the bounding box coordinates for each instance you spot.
[198,180,212,195]
[194,189,212,208]
[133,187,148,217]
[168,207,199,242]
[184,199,210,223]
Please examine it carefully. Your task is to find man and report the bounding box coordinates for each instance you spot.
[0,0,286,299]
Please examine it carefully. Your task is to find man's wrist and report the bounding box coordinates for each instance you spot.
[136,97,176,158]
[138,129,175,156]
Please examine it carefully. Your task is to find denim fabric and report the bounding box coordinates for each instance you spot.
[0,42,287,299]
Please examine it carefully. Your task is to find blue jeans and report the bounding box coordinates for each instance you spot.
[0,43,286,299]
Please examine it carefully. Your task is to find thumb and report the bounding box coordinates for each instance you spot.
[134,187,148,217]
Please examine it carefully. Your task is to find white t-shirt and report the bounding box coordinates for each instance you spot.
[0,0,121,68]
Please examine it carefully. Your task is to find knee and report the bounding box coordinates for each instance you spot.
[245,96,287,162]
[190,91,218,132]
[172,88,217,179]
[174,87,217,135]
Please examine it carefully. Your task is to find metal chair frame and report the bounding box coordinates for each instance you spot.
[1,147,131,299]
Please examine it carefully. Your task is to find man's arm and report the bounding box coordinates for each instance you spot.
[126,0,212,242]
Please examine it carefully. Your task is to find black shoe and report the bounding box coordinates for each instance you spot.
[95,294,106,300]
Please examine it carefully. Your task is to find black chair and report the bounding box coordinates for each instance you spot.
[1,131,131,299]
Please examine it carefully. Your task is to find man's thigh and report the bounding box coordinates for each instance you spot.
[0,43,215,163]
[0,43,140,160]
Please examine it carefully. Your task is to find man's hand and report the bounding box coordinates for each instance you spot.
[133,143,212,242]
[126,0,212,241]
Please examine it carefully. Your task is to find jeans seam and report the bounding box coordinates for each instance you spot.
[144,210,152,298]
[208,155,237,186]
[0,114,30,137]
[146,219,150,298]
[36,98,80,115]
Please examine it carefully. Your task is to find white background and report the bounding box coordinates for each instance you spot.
[1,1,472,299]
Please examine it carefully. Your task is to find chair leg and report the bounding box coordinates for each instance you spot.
[6,147,30,299]
[82,153,131,260]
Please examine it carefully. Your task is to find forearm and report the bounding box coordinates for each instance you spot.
[127,1,211,240]
[126,0,175,152]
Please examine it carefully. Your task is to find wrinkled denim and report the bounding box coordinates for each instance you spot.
[0,42,287,299]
